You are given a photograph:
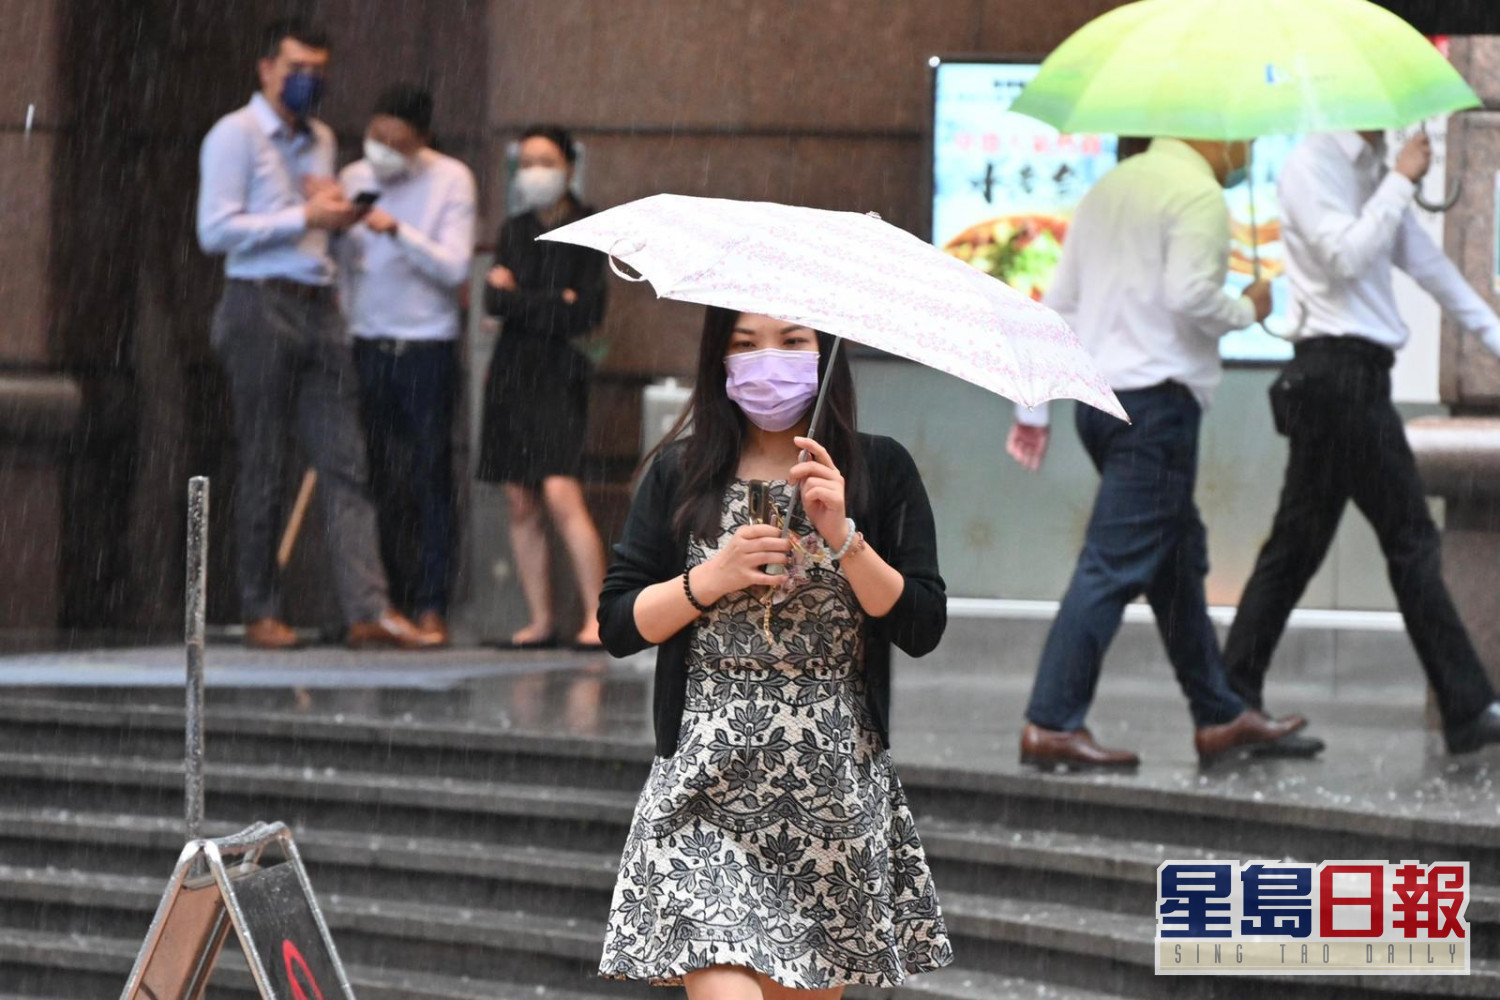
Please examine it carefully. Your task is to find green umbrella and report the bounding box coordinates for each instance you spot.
[1011,0,1479,140]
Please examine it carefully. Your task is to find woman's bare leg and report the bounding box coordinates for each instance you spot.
[759,975,842,1000]
[504,483,554,643]
[683,967,843,1000]
[684,966,763,1000]
[541,475,606,645]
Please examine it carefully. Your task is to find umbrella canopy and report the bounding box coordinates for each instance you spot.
[1010,0,1479,140]
[539,194,1127,420]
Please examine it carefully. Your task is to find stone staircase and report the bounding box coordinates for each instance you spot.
[0,694,1493,999]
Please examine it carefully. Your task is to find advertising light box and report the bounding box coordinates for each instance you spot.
[931,59,1294,364]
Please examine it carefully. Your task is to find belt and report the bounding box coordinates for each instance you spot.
[355,337,453,356]
[1294,335,1395,370]
[1116,380,1195,401]
[231,277,334,301]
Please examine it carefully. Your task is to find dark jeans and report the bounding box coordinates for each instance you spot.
[211,280,389,624]
[1224,337,1497,726]
[354,338,457,616]
[1026,384,1246,732]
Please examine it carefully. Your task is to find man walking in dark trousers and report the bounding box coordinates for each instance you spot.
[1006,138,1310,770]
[1226,130,1500,755]
[197,19,441,651]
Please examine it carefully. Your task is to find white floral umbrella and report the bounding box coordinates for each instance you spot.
[540,193,1126,422]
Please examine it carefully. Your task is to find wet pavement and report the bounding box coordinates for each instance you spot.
[1,617,1495,829]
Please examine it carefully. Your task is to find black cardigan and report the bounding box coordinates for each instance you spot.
[598,433,947,758]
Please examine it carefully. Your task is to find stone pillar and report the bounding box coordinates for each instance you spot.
[0,0,70,629]
[1412,37,1500,689]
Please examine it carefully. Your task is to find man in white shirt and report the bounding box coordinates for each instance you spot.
[1225,130,1500,755]
[1006,138,1309,770]
[338,85,476,645]
[198,19,440,652]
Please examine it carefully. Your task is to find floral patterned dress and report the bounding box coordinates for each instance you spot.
[599,480,951,990]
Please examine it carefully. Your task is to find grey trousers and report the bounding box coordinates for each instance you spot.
[211,279,389,624]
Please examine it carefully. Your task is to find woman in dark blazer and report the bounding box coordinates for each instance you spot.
[596,306,952,998]
[478,125,608,649]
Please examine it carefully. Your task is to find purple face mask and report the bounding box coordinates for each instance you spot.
[724,348,820,432]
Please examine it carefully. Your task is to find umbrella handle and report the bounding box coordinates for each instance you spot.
[1412,122,1461,213]
[784,336,843,532]
[1414,179,1462,213]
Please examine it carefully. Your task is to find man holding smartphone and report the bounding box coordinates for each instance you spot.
[197,19,440,651]
[338,85,476,645]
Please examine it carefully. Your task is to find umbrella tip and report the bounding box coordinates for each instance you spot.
[865,211,883,221]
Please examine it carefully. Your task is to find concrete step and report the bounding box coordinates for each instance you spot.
[0,863,619,989]
[0,843,1490,1000]
[34,803,1500,935]
[0,807,621,921]
[940,890,1497,999]
[6,696,1498,883]
[12,804,1499,942]
[0,919,1137,1000]
[0,923,640,1000]
[882,967,1128,1000]
[3,694,1494,999]
[0,751,638,855]
[0,697,653,792]
[920,816,1500,941]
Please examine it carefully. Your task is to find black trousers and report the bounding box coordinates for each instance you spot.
[1224,337,1496,726]
[354,338,457,616]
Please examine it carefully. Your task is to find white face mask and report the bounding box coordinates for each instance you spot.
[514,165,569,210]
[364,138,411,181]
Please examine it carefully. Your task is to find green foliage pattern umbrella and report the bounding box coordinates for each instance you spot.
[1011,0,1480,140]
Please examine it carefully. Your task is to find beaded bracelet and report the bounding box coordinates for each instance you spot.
[682,567,711,613]
[830,518,859,560]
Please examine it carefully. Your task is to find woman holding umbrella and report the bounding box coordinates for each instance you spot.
[596,307,952,996]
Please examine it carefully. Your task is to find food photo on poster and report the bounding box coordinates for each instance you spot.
[932,57,1304,364]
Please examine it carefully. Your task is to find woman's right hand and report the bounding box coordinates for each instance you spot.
[691,524,790,604]
[487,265,518,291]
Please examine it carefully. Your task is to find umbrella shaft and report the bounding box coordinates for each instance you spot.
[785,336,843,529]
[1247,142,1261,282]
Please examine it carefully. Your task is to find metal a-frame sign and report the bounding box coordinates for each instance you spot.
[120,822,354,1000]
[119,478,357,1000]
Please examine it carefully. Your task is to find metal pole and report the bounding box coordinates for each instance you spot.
[784,336,843,529]
[1247,140,1261,283]
[185,477,209,842]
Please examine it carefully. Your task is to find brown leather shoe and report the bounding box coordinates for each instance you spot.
[415,611,451,648]
[1195,710,1308,763]
[347,610,446,651]
[1020,723,1140,771]
[245,617,302,650]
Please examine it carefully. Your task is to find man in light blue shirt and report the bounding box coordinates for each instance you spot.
[337,85,476,643]
[197,18,440,652]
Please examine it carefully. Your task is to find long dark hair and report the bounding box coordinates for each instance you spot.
[645,307,867,543]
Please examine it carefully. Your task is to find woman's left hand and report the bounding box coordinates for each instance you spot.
[791,436,849,550]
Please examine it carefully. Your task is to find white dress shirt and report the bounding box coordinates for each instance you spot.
[337,149,477,342]
[1279,131,1500,354]
[197,93,336,285]
[1016,139,1253,427]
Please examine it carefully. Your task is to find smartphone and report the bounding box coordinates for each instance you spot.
[746,481,785,577]
[747,480,773,525]
[352,190,381,208]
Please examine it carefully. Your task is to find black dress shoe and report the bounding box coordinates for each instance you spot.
[1247,731,1326,759]
[1444,701,1500,755]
